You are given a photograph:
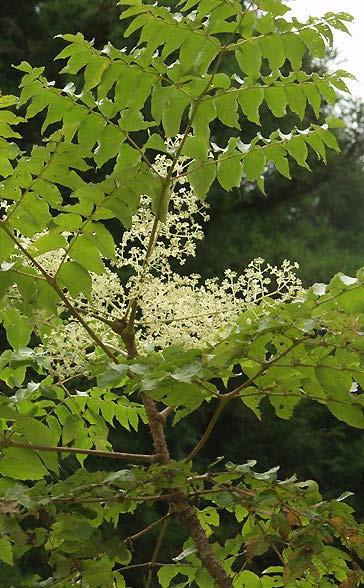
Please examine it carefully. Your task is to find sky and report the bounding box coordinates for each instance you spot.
[290,0,364,99]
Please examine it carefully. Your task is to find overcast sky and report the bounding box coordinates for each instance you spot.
[290,0,364,99]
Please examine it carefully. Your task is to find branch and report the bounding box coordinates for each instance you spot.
[125,512,172,544]
[185,397,228,462]
[223,337,308,400]
[49,492,179,505]
[0,222,118,363]
[146,516,170,587]
[142,394,170,464]
[173,492,232,588]
[186,337,309,462]
[158,405,175,424]
[1,437,156,463]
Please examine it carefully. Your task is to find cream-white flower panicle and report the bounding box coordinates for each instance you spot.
[135,259,302,350]
[3,142,303,377]
[114,136,210,278]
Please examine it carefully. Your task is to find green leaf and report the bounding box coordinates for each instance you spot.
[29,232,68,257]
[214,92,239,128]
[94,125,126,168]
[58,261,92,300]
[265,144,291,178]
[192,99,216,143]
[235,41,262,79]
[42,94,72,134]
[257,0,290,16]
[302,83,321,118]
[234,570,262,588]
[238,88,264,125]
[243,149,266,181]
[59,46,91,75]
[270,392,301,420]
[317,80,337,105]
[264,87,287,118]
[54,213,83,231]
[181,135,209,160]
[0,229,15,263]
[326,116,346,129]
[25,89,51,119]
[286,85,306,119]
[8,193,51,237]
[319,128,340,152]
[32,178,62,207]
[83,56,108,91]
[16,416,59,473]
[0,157,13,177]
[187,160,216,200]
[162,90,190,137]
[78,113,106,151]
[151,82,172,125]
[316,358,364,428]
[304,132,326,161]
[259,35,285,70]
[114,144,141,179]
[87,222,116,260]
[0,95,18,109]
[283,33,306,69]
[285,136,309,169]
[0,447,48,480]
[0,536,13,566]
[217,144,243,191]
[2,308,32,349]
[158,565,181,588]
[115,68,154,111]
[300,28,326,59]
[69,235,105,274]
[119,110,154,132]
[144,134,168,153]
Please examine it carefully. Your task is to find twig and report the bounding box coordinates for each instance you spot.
[185,397,228,462]
[125,512,172,544]
[146,517,170,587]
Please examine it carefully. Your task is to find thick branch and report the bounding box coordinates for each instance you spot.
[142,394,170,464]
[173,494,232,588]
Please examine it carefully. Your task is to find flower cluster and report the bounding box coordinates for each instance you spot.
[2,143,303,378]
[136,259,302,350]
[115,136,210,279]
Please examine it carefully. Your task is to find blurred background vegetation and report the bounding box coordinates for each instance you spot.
[0,0,363,585]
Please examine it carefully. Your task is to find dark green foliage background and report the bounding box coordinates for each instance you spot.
[0,1,363,585]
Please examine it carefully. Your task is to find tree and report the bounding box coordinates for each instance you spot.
[0,1,363,586]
